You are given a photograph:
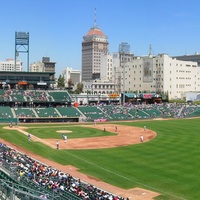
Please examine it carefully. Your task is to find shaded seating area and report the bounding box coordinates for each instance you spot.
[35,108,59,117]
[77,106,107,121]
[13,108,36,118]
[10,90,26,102]
[0,89,5,101]
[0,106,13,118]
[48,91,72,102]
[56,107,81,117]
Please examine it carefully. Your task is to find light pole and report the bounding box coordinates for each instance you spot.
[119,42,130,106]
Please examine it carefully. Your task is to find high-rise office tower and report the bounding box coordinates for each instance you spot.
[82,11,108,81]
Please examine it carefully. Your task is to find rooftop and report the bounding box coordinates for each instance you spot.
[85,26,105,36]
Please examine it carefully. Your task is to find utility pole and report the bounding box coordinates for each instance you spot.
[119,42,130,106]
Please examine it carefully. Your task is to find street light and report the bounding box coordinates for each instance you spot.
[119,42,130,106]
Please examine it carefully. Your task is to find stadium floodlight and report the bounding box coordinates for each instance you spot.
[15,31,29,71]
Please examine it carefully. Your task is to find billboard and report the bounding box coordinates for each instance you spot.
[143,58,153,82]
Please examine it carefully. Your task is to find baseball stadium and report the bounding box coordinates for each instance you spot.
[0,87,200,200]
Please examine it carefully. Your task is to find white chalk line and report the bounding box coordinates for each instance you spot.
[63,150,186,200]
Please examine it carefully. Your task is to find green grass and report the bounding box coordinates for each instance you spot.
[26,124,115,139]
[0,118,200,200]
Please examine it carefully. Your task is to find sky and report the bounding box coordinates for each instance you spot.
[1,0,200,77]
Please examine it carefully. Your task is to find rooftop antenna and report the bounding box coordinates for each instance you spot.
[94,7,97,27]
[149,44,152,56]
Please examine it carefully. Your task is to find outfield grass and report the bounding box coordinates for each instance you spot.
[0,119,199,200]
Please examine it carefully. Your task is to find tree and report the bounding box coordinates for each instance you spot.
[57,75,65,88]
[74,82,83,94]
[68,78,74,88]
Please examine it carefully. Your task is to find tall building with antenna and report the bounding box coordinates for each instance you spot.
[81,9,109,81]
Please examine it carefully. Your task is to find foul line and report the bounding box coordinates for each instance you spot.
[64,150,186,200]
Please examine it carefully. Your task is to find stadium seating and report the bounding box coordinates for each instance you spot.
[0,90,5,101]
[10,90,26,102]
[13,108,36,118]
[56,107,81,117]
[48,91,72,102]
[0,107,13,118]
[0,143,122,200]
[143,108,162,117]
[35,107,60,117]
[0,89,200,122]
[78,106,107,121]
[100,105,133,120]
[181,106,200,118]
[26,90,48,102]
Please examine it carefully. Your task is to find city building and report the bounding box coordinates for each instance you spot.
[62,67,81,88]
[30,57,56,75]
[173,52,200,66]
[123,54,200,100]
[0,58,22,71]
[100,53,113,81]
[72,93,120,105]
[100,50,135,93]
[82,24,108,81]
[82,80,115,95]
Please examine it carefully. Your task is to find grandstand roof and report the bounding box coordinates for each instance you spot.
[0,71,55,75]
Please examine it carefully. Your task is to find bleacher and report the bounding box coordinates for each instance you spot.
[56,107,81,117]
[48,91,72,102]
[0,90,73,104]
[128,109,137,118]
[0,89,5,101]
[35,107,60,117]
[26,90,48,102]
[100,105,133,120]
[161,104,182,117]
[10,90,26,102]
[136,110,150,118]
[143,108,162,118]
[0,106,13,118]
[0,88,200,122]
[0,144,122,200]
[13,108,36,118]
[78,106,107,121]
[181,105,200,118]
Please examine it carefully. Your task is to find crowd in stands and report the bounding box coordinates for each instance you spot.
[0,143,126,200]
[25,90,48,102]
[1,90,11,102]
[14,108,35,118]
[179,104,199,118]
[98,103,193,119]
[0,89,71,103]
[0,90,200,121]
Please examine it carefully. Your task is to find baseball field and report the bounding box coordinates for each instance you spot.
[0,117,199,200]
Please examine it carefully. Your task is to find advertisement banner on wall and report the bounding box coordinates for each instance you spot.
[94,119,108,122]
[143,58,153,82]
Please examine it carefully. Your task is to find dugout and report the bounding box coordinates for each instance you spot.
[18,117,79,123]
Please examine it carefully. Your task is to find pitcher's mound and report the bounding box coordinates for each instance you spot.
[56,130,72,133]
